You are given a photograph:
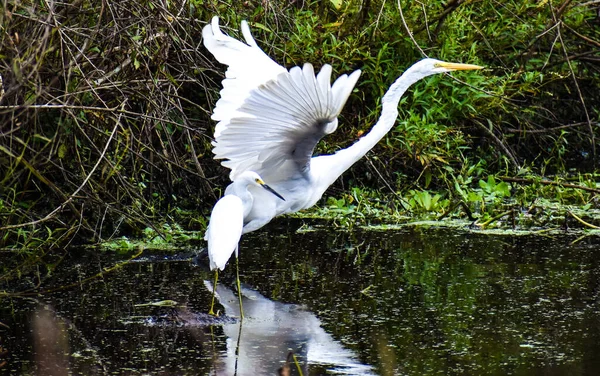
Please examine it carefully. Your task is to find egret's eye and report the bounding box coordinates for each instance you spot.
[255,178,260,183]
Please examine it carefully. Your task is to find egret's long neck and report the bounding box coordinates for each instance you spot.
[313,68,430,189]
[225,181,254,217]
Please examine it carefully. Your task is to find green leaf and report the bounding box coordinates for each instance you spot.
[468,192,482,202]
[58,144,67,159]
[329,0,343,10]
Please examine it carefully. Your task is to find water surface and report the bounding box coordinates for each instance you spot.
[1,221,599,375]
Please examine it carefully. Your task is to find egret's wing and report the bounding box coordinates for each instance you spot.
[203,17,361,181]
[202,16,286,138]
[212,63,361,181]
[206,195,243,271]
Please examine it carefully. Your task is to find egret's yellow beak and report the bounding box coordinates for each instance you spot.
[436,62,484,71]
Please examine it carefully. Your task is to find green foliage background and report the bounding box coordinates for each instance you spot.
[1,0,599,249]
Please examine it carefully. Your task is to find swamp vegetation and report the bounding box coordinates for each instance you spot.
[1,0,600,251]
[2,0,600,374]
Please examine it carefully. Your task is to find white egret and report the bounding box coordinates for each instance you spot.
[202,17,482,316]
[202,16,482,234]
[205,171,285,317]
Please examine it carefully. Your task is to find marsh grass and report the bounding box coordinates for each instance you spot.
[0,1,224,250]
[1,0,599,256]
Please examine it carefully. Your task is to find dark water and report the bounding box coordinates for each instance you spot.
[1,221,600,375]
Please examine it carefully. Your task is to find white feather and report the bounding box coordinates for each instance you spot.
[212,63,360,181]
[202,16,286,138]
[203,17,361,182]
[206,195,244,271]
[331,70,361,115]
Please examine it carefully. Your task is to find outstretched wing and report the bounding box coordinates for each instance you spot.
[213,63,360,182]
[202,16,286,138]
[203,17,361,182]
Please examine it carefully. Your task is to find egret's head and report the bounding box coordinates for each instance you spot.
[240,171,265,186]
[411,58,484,76]
[240,171,286,201]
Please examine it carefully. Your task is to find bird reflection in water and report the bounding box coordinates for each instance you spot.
[204,281,374,376]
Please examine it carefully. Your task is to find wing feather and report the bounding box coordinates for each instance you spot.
[332,70,361,114]
[212,64,344,181]
[205,17,362,182]
[316,65,332,111]
[202,17,286,137]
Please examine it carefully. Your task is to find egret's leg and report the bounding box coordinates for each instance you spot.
[235,256,244,319]
[234,319,243,374]
[209,269,218,316]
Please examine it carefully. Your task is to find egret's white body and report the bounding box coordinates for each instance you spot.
[202,16,482,238]
[206,195,243,271]
[205,170,285,317]
[205,171,283,272]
